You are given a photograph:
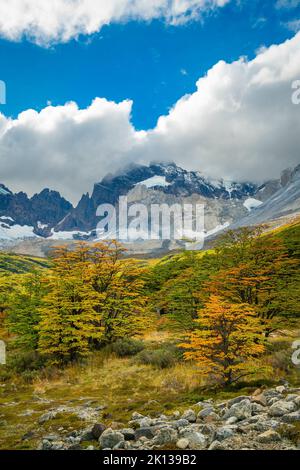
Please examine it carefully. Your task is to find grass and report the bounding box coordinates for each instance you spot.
[2,330,299,450]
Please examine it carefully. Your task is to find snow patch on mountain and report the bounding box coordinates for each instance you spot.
[0,223,38,240]
[135,175,170,188]
[243,198,263,211]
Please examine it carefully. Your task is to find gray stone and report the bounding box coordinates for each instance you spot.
[208,440,228,450]
[281,411,300,423]
[179,430,206,450]
[152,427,178,446]
[174,419,190,429]
[228,396,249,408]
[181,409,196,423]
[135,427,155,440]
[120,428,135,440]
[215,425,236,441]
[268,400,296,417]
[99,428,125,449]
[223,399,252,421]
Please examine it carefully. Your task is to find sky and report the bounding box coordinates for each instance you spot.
[0,0,300,203]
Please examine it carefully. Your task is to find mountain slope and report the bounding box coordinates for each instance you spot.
[230,164,300,229]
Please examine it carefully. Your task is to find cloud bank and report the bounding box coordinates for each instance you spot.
[0,33,300,203]
[0,0,229,46]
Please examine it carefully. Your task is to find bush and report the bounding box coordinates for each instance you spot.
[9,351,46,373]
[135,348,176,369]
[109,338,145,357]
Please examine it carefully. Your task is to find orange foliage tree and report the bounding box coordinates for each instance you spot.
[180,295,267,386]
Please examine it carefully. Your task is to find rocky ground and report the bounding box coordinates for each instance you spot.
[37,384,300,451]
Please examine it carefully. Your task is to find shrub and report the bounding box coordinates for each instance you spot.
[109,338,145,357]
[9,351,46,373]
[135,348,176,369]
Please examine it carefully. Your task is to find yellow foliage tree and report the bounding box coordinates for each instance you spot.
[180,295,267,386]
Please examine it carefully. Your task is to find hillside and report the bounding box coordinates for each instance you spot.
[0,252,51,274]
[0,221,299,450]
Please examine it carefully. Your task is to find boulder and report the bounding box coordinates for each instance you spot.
[120,428,135,441]
[257,430,281,443]
[179,430,207,450]
[135,427,155,440]
[223,399,252,421]
[215,425,236,442]
[268,400,296,417]
[181,409,196,423]
[99,428,125,449]
[152,427,178,446]
[281,411,300,423]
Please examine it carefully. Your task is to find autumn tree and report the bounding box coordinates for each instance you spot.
[88,241,149,343]
[37,241,149,363]
[206,228,299,335]
[38,244,103,364]
[181,295,267,386]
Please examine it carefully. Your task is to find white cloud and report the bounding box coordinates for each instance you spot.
[1,33,300,203]
[276,0,300,9]
[0,0,230,46]
[286,18,300,32]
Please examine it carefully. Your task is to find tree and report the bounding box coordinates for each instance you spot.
[7,271,44,349]
[206,228,299,335]
[38,244,103,364]
[180,295,267,386]
[37,241,149,363]
[88,241,149,343]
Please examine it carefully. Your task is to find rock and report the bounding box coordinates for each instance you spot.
[285,394,299,402]
[91,423,106,439]
[223,399,252,421]
[176,438,189,449]
[139,417,153,427]
[181,409,196,423]
[38,411,58,424]
[179,430,206,450]
[174,419,190,429]
[276,386,286,394]
[131,412,144,420]
[215,426,236,442]
[251,394,267,407]
[281,411,300,423]
[268,400,296,417]
[99,428,125,449]
[228,396,249,408]
[257,430,281,443]
[252,403,266,415]
[294,396,300,407]
[208,440,228,450]
[152,427,178,446]
[226,417,238,425]
[120,428,135,441]
[197,407,215,420]
[135,427,155,440]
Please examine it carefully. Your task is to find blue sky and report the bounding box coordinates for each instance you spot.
[0,0,300,201]
[1,0,300,130]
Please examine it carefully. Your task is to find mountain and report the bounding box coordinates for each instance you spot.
[55,162,258,233]
[1,161,300,256]
[230,163,300,229]
[0,185,73,239]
